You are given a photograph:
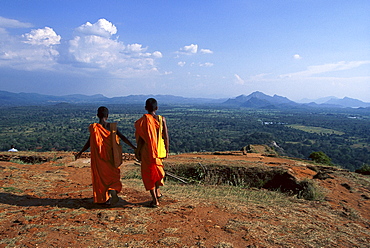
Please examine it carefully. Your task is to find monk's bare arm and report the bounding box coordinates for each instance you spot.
[135,136,144,161]
[162,117,170,156]
[117,130,137,150]
[75,138,90,160]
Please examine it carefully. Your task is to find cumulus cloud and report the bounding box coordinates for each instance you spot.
[76,18,117,38]
[180,44,198,54]
[234,74,245,85]
[0,16,33,28]
[293,54,302,60]
[23,27,61,46]
[0,17,163,77]
[0,26,61,70]
[68,20,162,76]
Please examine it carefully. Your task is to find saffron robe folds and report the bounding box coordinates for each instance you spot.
[135,114,165,191]
[89,123,122,203]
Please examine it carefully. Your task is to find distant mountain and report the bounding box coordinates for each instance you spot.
[324,97,370,108]
[297,96,338,104]
[1,90,369,109]
[0,91,109,106]
[223,91,299,109]
[298,96,370,108]
[0,91,224,107]
[108,94,225,105]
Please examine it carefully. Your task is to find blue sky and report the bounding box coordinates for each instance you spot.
[1,0,369,101]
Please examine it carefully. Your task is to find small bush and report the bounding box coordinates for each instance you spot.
[355,164,370,175]
[297,179,326,201]
[309,151,333,166]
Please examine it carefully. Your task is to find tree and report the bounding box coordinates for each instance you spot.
[309,151,332,166]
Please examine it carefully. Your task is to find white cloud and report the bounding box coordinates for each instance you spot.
[126,43,146,53]
[23,27,61,46]
[0,26,60,70]
[76,18,117,38]
[152,51,163,58]
[200,48,213,54]
[234,74,245,85]
[180,44,198,54]
[0,18,163,77]
[178,61,186,67]
[177,44,214,56]
[293,54,302,60]
[0,16,33,28]
[200,62,214,67]
[249,73,270,81]
[280,60,370,78]
[68,35,122,65]
[69,19,162,75]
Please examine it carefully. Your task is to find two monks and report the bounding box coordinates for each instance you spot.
[76,99,169,208]
[75,106,136,205]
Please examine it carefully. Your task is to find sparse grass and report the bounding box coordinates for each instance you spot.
[121,224,148,234]
[24,214,40,220]
[8,166,19,170]
[163,181,292,207]
[158,237,180,246]
[9,159,36,165]
[122,167,141,179]
[52,163,65,166]
[0,237,20,246]
[215,242,234,248]
[340,203,361,220]
[1,186,24,193]
[163,227,178,233]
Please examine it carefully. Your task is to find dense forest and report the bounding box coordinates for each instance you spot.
[1,103,369,171]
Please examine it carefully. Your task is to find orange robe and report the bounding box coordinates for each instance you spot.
[135,114,165,191]
[89,123,122,203]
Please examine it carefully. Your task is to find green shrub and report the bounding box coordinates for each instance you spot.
[308,151,333,166]
[355,164,370,175]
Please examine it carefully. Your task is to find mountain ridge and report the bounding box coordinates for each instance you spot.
[1,90,369,109]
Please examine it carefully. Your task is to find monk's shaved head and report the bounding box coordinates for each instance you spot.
[97,106,109,119]
[145,98,158,112]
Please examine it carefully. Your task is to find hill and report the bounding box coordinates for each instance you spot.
[0,150,369,247]
[223,91,299,109]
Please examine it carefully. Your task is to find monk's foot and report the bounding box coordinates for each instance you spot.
[149,201,159,208]
[109,190,119,205]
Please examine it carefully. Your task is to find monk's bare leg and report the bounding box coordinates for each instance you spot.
[155,181,162,199]
[109,190,119,205]
[150,189,159,206]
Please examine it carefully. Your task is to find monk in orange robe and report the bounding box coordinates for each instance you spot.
[135,98,169,207]
[76,106,136,205]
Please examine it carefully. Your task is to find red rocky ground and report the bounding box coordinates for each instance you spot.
[0,151,369,247]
